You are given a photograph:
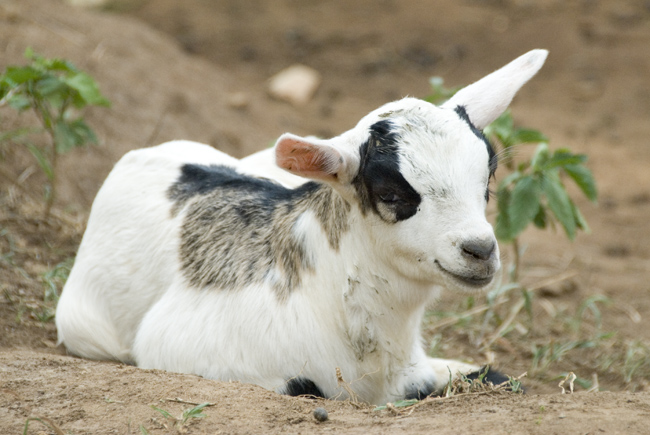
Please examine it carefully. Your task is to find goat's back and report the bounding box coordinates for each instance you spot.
[55,141,236,362]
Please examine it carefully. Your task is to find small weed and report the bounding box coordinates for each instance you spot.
[506,375,524,394]
[42,257,74,303]
[622,340,650,384]
[22,416,65,435]
[180,402,210,423]
[150,402,211,431]
[531,340,587,375]
[24,257,74,323]
[570,294,611,332]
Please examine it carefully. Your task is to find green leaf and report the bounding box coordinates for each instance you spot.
[541,174,576,239]
[425,76,461,104]
[521,287,533,319]
[507,175,541,237]
[2,66,41,85]
[530,143,550,171]
[564,163,598,202]
[25,143,54,181]
[54,121,76,153]
[54,119,97,153]
[498,171,523,190]
[571,201,590,233]
[182,402,211,422]
[44,58,78,73]
[532,205,547,229]
[495,187,514,242]
[25,48,78,74]
[7,94,31,111]
[64,72,110,107]
[484,111,514,147]
[151,406,173,420]
[35,75,68,103]
[70,118,98,144]
[541,150,587,171]
[511,128,548,145]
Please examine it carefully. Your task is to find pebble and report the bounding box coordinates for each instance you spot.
[268,64,321,106]
[313,407,329,422]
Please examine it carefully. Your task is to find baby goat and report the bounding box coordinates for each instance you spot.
[56,50,547,404]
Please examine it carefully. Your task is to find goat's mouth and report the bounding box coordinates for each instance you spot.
[435,261,494,288]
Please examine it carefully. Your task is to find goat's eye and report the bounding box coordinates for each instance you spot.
[379,192,401,204]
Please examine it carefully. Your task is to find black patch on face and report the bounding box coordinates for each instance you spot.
[284,377,325,398]
[404,379,436,400]
[352,120,422,223]
[454,105,498,201]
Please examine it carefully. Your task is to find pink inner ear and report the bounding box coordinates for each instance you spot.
[276,137,341,181]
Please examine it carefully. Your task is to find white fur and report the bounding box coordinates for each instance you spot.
[56,50,546,404]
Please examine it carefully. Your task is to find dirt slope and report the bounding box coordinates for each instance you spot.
[3,351,650,435]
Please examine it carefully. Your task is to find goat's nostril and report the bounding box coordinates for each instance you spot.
[461,239,496,262]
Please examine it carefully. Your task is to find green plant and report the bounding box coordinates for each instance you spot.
[151,402,210,430]
[621,340,650,384]
[42,257,74,303]
[27,257,74,323]
[488,119,597,280]
[22,416,65,435]
[0,48,110,216]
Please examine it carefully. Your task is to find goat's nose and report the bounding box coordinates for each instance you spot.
[461,238,496,262]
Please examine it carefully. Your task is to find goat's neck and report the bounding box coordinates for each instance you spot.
[339,232,432,359]
[300,184,434,362]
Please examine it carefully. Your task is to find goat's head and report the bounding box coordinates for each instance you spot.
[275,50,548,293]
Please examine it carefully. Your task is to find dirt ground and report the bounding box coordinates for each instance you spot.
[2,0,650,433]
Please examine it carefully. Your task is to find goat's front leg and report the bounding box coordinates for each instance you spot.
[399,356,511,400]
[427,357,481,394]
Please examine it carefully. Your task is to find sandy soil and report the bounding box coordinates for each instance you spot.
[1,0,650,433]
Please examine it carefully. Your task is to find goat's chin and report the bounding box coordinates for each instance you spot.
[434,261,498,294]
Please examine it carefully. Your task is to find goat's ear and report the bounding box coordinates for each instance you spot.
[441,49,548,129]
[275,133,353,183]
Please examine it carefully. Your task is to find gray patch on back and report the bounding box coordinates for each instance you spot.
[168,164,350,300]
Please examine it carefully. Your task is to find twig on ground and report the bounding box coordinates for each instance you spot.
[163,397,215,407]
[336,367,361,405]
[558,372,576,394]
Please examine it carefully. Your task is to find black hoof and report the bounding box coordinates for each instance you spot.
[466,366,524,392]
